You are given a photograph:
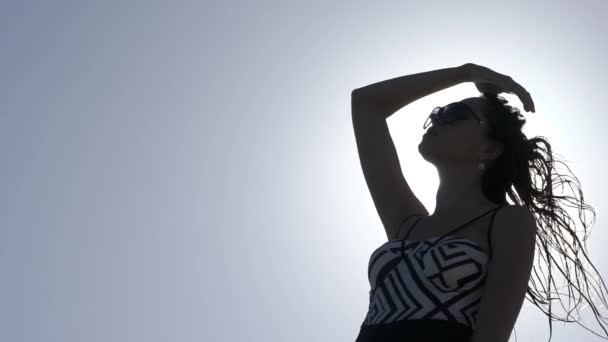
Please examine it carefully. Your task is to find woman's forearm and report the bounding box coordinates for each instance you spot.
[352,65,470,119]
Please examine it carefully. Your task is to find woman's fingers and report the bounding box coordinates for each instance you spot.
[468,63,536,112]
[521,89,535,113]
[521,90,535,113]
[508,78,535,113]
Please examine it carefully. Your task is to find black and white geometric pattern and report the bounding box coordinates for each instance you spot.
[363,236,489,331]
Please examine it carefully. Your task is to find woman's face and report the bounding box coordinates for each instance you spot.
[418,98,492,166]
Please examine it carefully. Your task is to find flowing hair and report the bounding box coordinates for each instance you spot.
[478,92,608,342]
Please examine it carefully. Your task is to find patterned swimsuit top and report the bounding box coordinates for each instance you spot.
[363,205,506,332]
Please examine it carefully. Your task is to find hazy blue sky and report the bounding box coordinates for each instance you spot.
[2,1,608,341]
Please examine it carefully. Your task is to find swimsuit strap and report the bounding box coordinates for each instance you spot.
[399,215,425,259]
[486,205,507,260]
[399,205,506,259]
[399,214,425,241]
[429,205,505,247]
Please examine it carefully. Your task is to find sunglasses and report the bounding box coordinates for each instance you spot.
[423,102,483,129]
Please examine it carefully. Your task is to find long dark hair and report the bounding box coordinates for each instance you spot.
[478,92,608,342]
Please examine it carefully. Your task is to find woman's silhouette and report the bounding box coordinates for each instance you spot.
[351,64,608,342]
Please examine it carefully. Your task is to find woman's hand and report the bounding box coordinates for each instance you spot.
[460,63,536,113]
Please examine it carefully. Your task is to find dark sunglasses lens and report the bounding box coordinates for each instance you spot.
[442,104,469,123]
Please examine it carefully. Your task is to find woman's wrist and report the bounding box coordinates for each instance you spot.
[457,63,473,83]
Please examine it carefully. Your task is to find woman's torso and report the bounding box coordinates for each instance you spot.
[355,204,509,342]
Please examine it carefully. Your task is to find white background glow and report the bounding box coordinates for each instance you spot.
[2,1,607,341]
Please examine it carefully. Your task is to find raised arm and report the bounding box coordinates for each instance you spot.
[352,64,470,118]
[351,65,469,239]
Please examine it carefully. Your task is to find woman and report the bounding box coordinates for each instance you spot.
[351,64,608,342]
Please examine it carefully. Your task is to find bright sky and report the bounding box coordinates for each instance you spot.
[2,1,608,341]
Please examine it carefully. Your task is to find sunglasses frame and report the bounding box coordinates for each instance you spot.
[423,102,484,129]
